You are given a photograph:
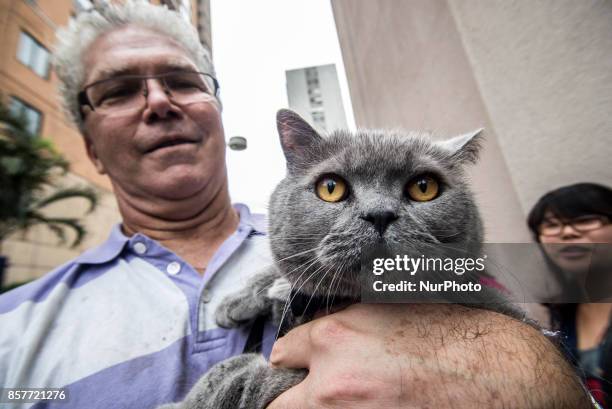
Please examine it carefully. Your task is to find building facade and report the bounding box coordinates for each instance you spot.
[286,64,348,134]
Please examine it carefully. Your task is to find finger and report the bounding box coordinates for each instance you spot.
[265,378,309,409]
[270,321,314,369]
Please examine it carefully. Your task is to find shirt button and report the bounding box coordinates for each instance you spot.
[202,289,212,303]
[166,261,181,275]
[133,242,147,255]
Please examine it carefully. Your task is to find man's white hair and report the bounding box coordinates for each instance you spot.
[53,0,216,131]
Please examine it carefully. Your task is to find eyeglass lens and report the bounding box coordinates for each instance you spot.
[85,72,216,117]
[539,216,606,236]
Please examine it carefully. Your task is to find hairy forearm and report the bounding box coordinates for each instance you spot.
[391,304,590,408]
[268,303,592,408]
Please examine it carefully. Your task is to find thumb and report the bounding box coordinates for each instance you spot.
[270,320,314,369]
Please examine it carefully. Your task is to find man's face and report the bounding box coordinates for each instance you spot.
[81,25,225,202]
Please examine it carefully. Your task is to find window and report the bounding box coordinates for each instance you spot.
[311,110,326,130]
[10,97,43,136]
[305,67,318,81]
[306,68,323,108]
[17,31,51,78]
[309,92,323,108]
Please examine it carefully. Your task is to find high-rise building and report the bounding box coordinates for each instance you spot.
[194,0,211,53]
[286,64,348,133]
[0,0,211,286]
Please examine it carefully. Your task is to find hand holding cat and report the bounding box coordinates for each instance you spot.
[267,303,592,409]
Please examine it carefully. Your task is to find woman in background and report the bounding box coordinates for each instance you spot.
[528,183,612,408]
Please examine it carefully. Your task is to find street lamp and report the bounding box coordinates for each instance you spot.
[228,136,247,151]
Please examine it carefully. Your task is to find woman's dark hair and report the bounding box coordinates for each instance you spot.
[527,183,612,242]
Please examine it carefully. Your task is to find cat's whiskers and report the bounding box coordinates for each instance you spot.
[269,232,341,236]
[325,259,346,314]
[273,256,323,311]
[265,233,342,241]
[323,257,345,313]
[431,229,463,240]
[325,267,340,314]
[417,239,478,251]
[298,263,336,323]
[252,254,321,298]
[281,253,322,279]
[273,246,322,264]
[276,262,328,340]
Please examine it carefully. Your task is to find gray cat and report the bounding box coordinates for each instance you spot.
[159,109,522,409]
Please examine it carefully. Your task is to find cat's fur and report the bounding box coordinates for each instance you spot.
[159,110,522,409]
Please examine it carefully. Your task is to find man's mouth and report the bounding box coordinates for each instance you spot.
[145,137,198,153]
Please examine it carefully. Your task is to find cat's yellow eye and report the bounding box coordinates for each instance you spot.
[316,175,348,203]
[406,175,439,202]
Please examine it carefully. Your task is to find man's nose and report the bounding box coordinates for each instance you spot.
[143,79,182,122]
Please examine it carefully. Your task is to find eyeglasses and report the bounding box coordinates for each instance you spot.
[77,71,219,118]
[538,215,609,237]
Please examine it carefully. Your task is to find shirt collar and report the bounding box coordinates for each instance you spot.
[234,202,267,236]
[73,203,267,266]
[73,224,129,265]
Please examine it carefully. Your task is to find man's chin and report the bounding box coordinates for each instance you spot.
[139,171,211,201]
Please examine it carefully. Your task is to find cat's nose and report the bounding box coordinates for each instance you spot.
[360,211,399,236]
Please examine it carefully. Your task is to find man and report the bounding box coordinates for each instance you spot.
[0,1,596,408]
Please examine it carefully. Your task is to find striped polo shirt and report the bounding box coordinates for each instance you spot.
[0,204,278,409]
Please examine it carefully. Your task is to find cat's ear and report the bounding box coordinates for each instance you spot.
[438,128,484,164]
[276,109,323,170]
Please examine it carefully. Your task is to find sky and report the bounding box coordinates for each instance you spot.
[210,0,355,213]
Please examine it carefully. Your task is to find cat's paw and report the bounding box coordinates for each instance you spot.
[178,353,306,409]
[214,270,285,328]
[215,294,262,328]
[215,293,252,328]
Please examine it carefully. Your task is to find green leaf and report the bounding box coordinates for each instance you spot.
[0,100,98,251]
[0,157,24,175]
[34,187,98,213]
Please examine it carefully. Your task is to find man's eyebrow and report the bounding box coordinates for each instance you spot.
[88,66,139,84]
[87,62,199,85]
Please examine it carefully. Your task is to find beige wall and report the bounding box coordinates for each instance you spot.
[332,0,610,241]
[331,0,531,242]
[447,0,612,212]
[2,173,120,284]
[196,0,212,52]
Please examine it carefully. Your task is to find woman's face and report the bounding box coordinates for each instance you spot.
[539,210,612,274]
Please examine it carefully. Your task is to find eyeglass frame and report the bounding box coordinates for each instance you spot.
[538,214,610,237]
[77,71,220,119]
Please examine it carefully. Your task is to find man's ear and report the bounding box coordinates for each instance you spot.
[83,134,107,175]
[276,109,323,172]
[437,128,484,165]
